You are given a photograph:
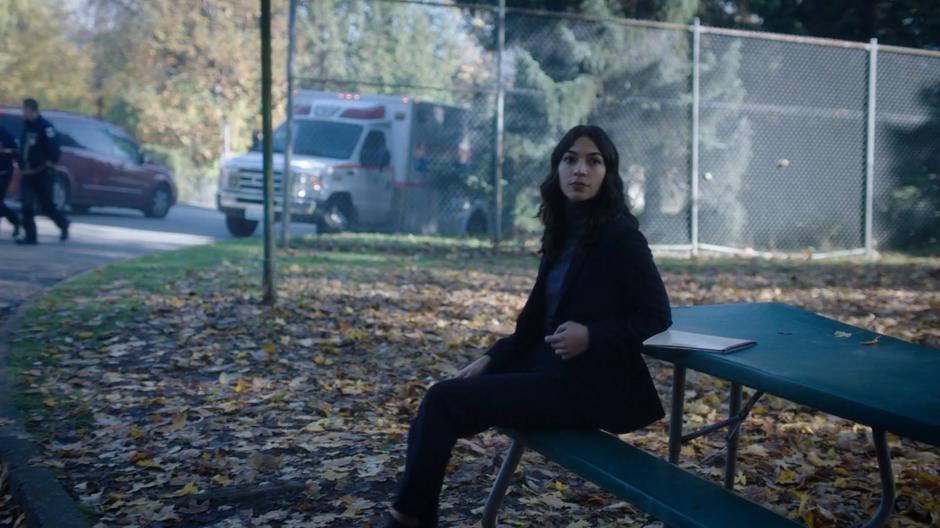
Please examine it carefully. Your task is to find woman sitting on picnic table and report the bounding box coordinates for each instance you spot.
[384,125,673,528]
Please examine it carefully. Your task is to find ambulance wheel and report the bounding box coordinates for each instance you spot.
[317,197,357,234]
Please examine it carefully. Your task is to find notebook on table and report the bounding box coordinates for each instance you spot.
[643,330,756,354]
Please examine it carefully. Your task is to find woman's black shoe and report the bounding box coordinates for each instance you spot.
[15,238,38,245]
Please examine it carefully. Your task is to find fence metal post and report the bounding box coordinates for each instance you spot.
[865,38,878,258]
[222,122,231,159]
[260,0,276,305]
[689,18,702,256]
[281,0,297,247]
[493,0,505,248]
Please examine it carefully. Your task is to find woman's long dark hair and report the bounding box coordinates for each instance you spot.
[538,125,637,261]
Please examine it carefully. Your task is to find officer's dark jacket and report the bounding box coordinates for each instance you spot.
[0,127,16,175]
[19,115,60,175]
[485,214,672,434]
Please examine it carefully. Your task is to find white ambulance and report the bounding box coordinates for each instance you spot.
[217,90,489,237]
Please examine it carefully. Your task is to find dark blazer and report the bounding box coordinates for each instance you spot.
[485,213,672,433]
[19,115,60,175]
[0,127,16,175]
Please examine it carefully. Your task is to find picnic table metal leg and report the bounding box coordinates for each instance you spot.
[668,365,687,464]
[482,439,525,528]
[723,382,742,489]
[861,428,895,528]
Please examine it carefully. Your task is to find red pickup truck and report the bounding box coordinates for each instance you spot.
[0,107,176,218]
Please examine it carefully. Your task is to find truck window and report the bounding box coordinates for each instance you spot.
[272,120,362,160]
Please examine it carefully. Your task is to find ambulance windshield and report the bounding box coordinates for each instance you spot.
[266,120,363,159]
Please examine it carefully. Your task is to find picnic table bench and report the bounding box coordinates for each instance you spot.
[482,303,940,528]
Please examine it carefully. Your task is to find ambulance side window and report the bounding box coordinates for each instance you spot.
[360,130,389,167]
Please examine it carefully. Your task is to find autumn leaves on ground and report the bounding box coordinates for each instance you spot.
[6,235,939,527]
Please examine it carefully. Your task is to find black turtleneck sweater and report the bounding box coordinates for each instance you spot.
[532,199,594,374]
[543,199,593,329]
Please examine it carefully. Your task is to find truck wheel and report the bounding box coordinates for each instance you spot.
[226,215,258,237]
[467,210,488,237]
[316,197,357,234]
[144,184,172,218]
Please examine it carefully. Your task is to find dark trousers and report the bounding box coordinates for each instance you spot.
[0,172,18,228]
[20,169,68,241]
[391,366,592,527]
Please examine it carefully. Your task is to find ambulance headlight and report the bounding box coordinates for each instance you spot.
[222,166,239,190]
[294,171,322,196]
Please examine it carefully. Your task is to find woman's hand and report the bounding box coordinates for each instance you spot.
[454,354,492,379]
[545,321,590,360]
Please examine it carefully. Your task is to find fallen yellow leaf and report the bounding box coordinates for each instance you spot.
[175,481,200,497]
[777,470,800,484]
[136,459,163,470]
[129,452,152,463]
[127,428,146,440]
[234,378,250,393]
[170,412,187,430]
[304,419,328,432]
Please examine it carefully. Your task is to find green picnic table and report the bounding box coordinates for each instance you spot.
[482,302,940,528]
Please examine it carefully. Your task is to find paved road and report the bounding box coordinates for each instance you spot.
[0,204,317,316]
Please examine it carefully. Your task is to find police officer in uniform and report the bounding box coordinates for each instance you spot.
[16,98,69,245]
[0,125,20,237]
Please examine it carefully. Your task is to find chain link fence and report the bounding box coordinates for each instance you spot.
[697,33,869,254]
[873,49,940,252]
[288,0,939,255]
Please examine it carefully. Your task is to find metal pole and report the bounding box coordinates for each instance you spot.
[261,0,276,305]
[861,428,896,528]
[280,0,297,247]
[493,0,505,248]
[481,440,525,528]
[690,17,701,256]
[222,122,230,159]
[865,38,878,257]
[667,365,687,464]
[723,382,742,489]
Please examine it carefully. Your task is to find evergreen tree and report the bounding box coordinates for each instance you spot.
[295,0,488,101]
[504,0,750,247]
[880,81,940,250]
